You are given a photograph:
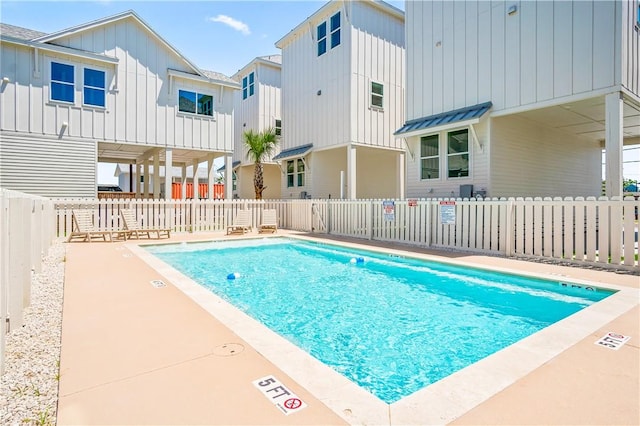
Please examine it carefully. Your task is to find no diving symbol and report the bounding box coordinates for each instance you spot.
[284,398,302,410]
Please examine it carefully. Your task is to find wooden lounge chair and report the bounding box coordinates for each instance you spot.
[258,209,278,233]
[67,209,115,242]
[227,210,252,235]
[120,208,171,239]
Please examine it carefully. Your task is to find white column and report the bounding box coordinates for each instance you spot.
[143,160,150,198]
[397,151,405,200]
[181,165,187,200]
[164,148,173,200]
[225,155,233,200]
[347,145,357,200]
[207,154,216,199]
[192,160,200,199]
[605,92,623,197]
[153,154,160,199]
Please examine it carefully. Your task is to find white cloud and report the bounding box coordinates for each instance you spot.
[208,15,250,36]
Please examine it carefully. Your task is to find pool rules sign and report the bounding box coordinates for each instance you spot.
[253,375,307,415]
[439,201,456,225]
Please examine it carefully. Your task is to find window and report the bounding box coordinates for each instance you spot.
[371,82,383,109]
[637,0,640,26]
[178,90,213,116]
[317,22,327,56]
[51,62,74,103]
[83,68,106,107]
[232,171,237,191]
[420,135,439,180]
[286,159,305,187]
[242,72,255,99]
[330,12,341,48]
[447,129,469,178]
[275,119,282,136]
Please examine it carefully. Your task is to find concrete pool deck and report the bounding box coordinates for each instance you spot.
[57,230,639,425]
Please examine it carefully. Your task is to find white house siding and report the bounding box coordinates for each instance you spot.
[280,2,352,153]
[0,133,96,197]
[233,67,260,164]
[309,149,342,199]
[406,0,621,121]
[490,115,601,197]
[42,17,233,151]
[404,119,490,199]
[257,63,282,134]
[622,0,640,96]
[355,146,401,198]
[349,1,404,149]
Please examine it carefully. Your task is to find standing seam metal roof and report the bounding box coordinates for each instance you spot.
[394,102,493,136]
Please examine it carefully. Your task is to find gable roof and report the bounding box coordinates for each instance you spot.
[0,23,47,40]
[232,54,282,81]
[33,10,205,77]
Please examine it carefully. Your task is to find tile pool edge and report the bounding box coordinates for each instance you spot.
[128,237,639,426]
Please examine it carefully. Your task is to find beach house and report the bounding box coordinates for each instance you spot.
[0,11,238,199]
[396,0,640,199]
[275,0,405,199]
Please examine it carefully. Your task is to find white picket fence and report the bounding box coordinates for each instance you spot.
[0,189,57,374]
[52,196,639,271]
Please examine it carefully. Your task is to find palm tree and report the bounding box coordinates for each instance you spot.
[243,127,278,199]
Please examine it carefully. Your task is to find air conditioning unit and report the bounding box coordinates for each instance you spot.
[460,184,473,199]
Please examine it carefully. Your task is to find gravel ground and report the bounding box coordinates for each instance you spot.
[0,240,65,426]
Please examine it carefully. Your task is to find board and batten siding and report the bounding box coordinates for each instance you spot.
[622,0,640,96]
[405,119,489,199]
[1,17,234,152]
[349,1,405,150]
[406,0,623,121]
[0,133,96,197]
[490,116,602,197]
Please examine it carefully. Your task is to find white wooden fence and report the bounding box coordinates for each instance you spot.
[0,189,56,374]
[52,196,638,271]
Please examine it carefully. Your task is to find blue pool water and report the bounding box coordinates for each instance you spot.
[146,238,612,403]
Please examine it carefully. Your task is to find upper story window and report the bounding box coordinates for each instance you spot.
[420,134,439,180]
[371,82,383,109]
[51,62,74,103]
[317,11,341,56]
[330,12,341,48]
[317,22,327,56]
[83,68,106,107]
[275,119,282,136]
[178,90,214,117]
[447,129,469,178]
[637,0,640,26]
[242,72,255,100]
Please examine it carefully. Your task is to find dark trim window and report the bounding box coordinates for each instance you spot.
[275,119,282,136]
[330,12,341,48]
[242,72,255,99]
[83,68,106,107]
[51,62,74,103]
[371,82,383,109]
[420,135,439,180]
[447,129,470,178]
[178,90,213,116]
[317,22,327,56]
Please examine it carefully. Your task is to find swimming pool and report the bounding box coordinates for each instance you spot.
[145,237,612,404]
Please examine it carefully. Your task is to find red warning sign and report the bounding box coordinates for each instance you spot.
[284,398,302,410]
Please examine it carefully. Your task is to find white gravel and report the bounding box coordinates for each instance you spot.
[0,240,65,426]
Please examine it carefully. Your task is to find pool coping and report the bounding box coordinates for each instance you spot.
[129,234,640,425]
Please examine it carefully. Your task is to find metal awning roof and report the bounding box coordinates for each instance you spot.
[394,102,492,137]
[272,143,313,161]
[217,160,240,172]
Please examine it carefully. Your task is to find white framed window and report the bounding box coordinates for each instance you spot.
[420,134,440,180]
[286,159,305,187]
[83,68,106,107]
[447,129,470,178]
[50,61,75,103]
[317,22,327,56]
[317,11,340,56]
[178,90,214,116]
[330,12,341,48]
[242,72,254,99]
[275,119,282,136]
[371,82,383,109]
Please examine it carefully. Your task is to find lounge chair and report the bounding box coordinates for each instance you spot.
[258,209,278,233]
[120,208,171,239]
[67,209,116,242]
[227,210,252,235]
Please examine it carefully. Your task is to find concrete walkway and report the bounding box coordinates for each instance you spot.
[57,231,639,425]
